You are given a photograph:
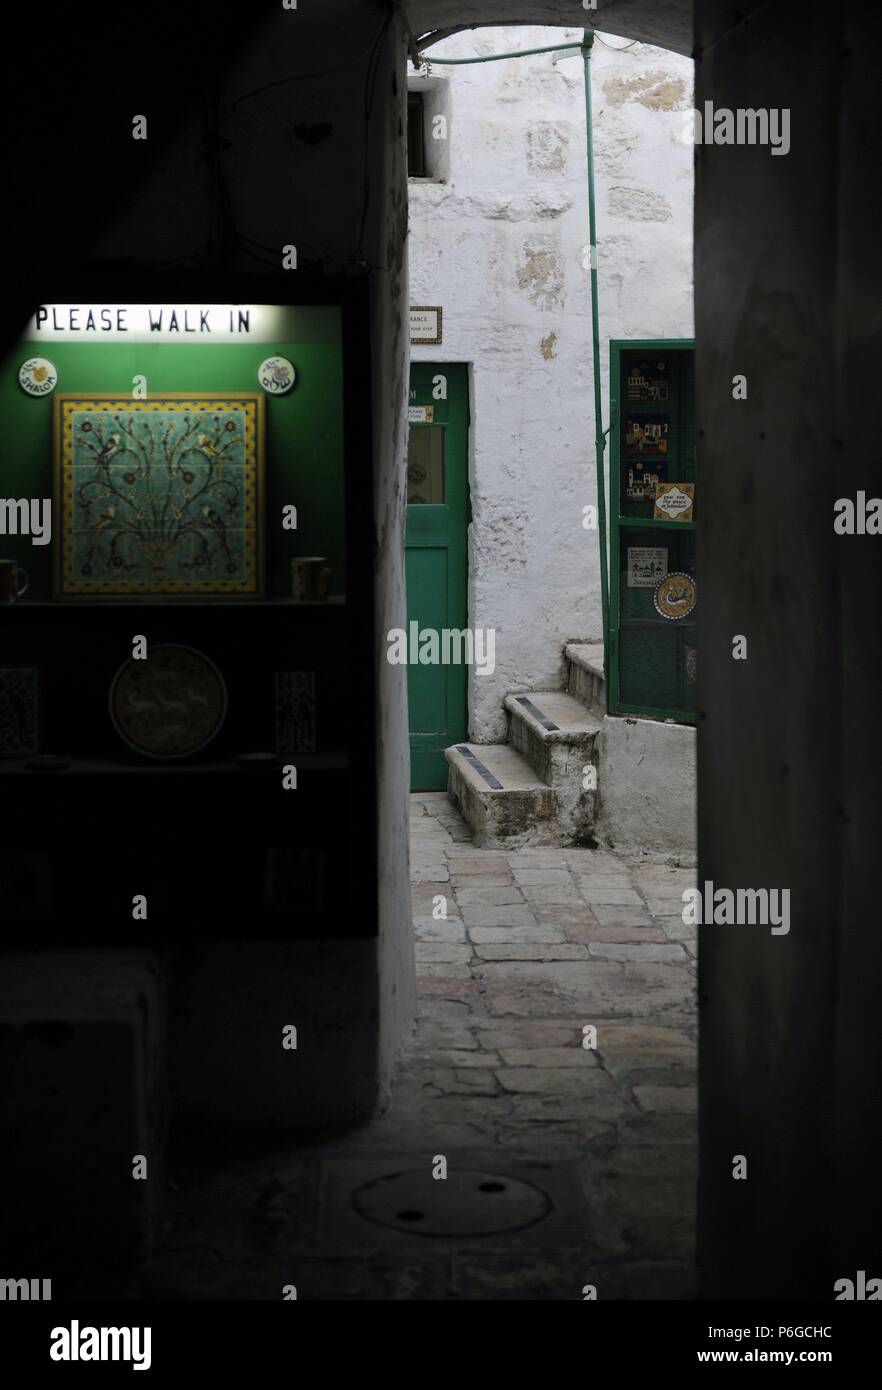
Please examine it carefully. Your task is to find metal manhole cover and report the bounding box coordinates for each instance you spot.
[351,1168,552,1238]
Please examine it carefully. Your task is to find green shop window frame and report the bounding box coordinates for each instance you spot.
[608,338,696,724]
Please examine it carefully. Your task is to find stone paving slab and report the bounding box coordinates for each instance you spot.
[415,943,474,964]
[587,941,688,962]
[474,1019,586,1049]
[468,924,567,945]
[476,960,695,1017]
[576,870,641,887]
[495,1067,622,1102]
[520,885,584,905]
[447,851,512,866]
[474,943,588,960]
[577,921,668,943]
[532,905,598,927]
[510,867,575,886]
[634,1085,698,1113]
[416,961,473,978]
[449,873,514,888]
[414,916,467,943]
[579,886,646,905]
[455,885,525,906]
[589,904,656,927]
[460,905,539,929]
[416,977,479,998]
[498,1047,598,1068]
[431,1050,500,1069]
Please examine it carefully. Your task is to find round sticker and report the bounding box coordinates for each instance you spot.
[258,356,296,395]
[19,357,58,396]
[654,572,697,621]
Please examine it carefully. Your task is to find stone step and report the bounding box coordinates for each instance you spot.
[505,691,602,844]
[445,741,559,849]
[565,641,606,718]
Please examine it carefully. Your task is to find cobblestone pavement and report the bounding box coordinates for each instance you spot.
[120,793,698,1301]
[357,792,699,1298]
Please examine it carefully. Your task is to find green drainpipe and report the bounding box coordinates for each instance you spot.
[579,27,610,685]
[420,29,610,683]
[419,40,583,64]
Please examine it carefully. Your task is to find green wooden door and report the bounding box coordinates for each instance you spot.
[405,363,469,790]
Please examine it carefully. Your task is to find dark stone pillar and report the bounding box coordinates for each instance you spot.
[695,0,882,1297]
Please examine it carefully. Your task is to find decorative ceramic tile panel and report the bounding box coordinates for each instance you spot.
[55,395,264,597]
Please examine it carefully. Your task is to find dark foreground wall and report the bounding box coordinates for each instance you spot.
[0,0,415,1158]
[696,0,882,1297]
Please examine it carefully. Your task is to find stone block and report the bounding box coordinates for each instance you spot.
[587,942,688,962]
[474,944,588,960]
[468,925,566,945]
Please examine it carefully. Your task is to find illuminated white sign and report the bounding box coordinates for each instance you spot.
[25,304,311,345]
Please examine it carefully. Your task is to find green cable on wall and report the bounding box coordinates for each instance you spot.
[418,28,610,685]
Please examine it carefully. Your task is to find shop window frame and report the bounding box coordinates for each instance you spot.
[608,337,696,725]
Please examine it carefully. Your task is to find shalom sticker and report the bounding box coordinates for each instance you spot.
[19,357,58,396]
[654,572,697,621]
[258,356,296,395]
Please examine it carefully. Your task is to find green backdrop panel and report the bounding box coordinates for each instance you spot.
[2,313,344,600]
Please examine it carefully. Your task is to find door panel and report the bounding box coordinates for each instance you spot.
[405,364,469,790]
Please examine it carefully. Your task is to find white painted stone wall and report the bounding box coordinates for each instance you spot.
[409,26,694,741]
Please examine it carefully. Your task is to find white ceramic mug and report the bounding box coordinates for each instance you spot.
[291,557,331,603]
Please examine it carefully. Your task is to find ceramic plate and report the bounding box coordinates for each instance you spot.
[110,644,227,759]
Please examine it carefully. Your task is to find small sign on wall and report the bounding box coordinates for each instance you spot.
[410,306,443,345]
[408,406,434,423]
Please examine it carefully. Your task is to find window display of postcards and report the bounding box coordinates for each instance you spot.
[625,413,669,455]
[625,361,670,401]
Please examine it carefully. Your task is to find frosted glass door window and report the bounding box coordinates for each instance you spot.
[407,426,445,504]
